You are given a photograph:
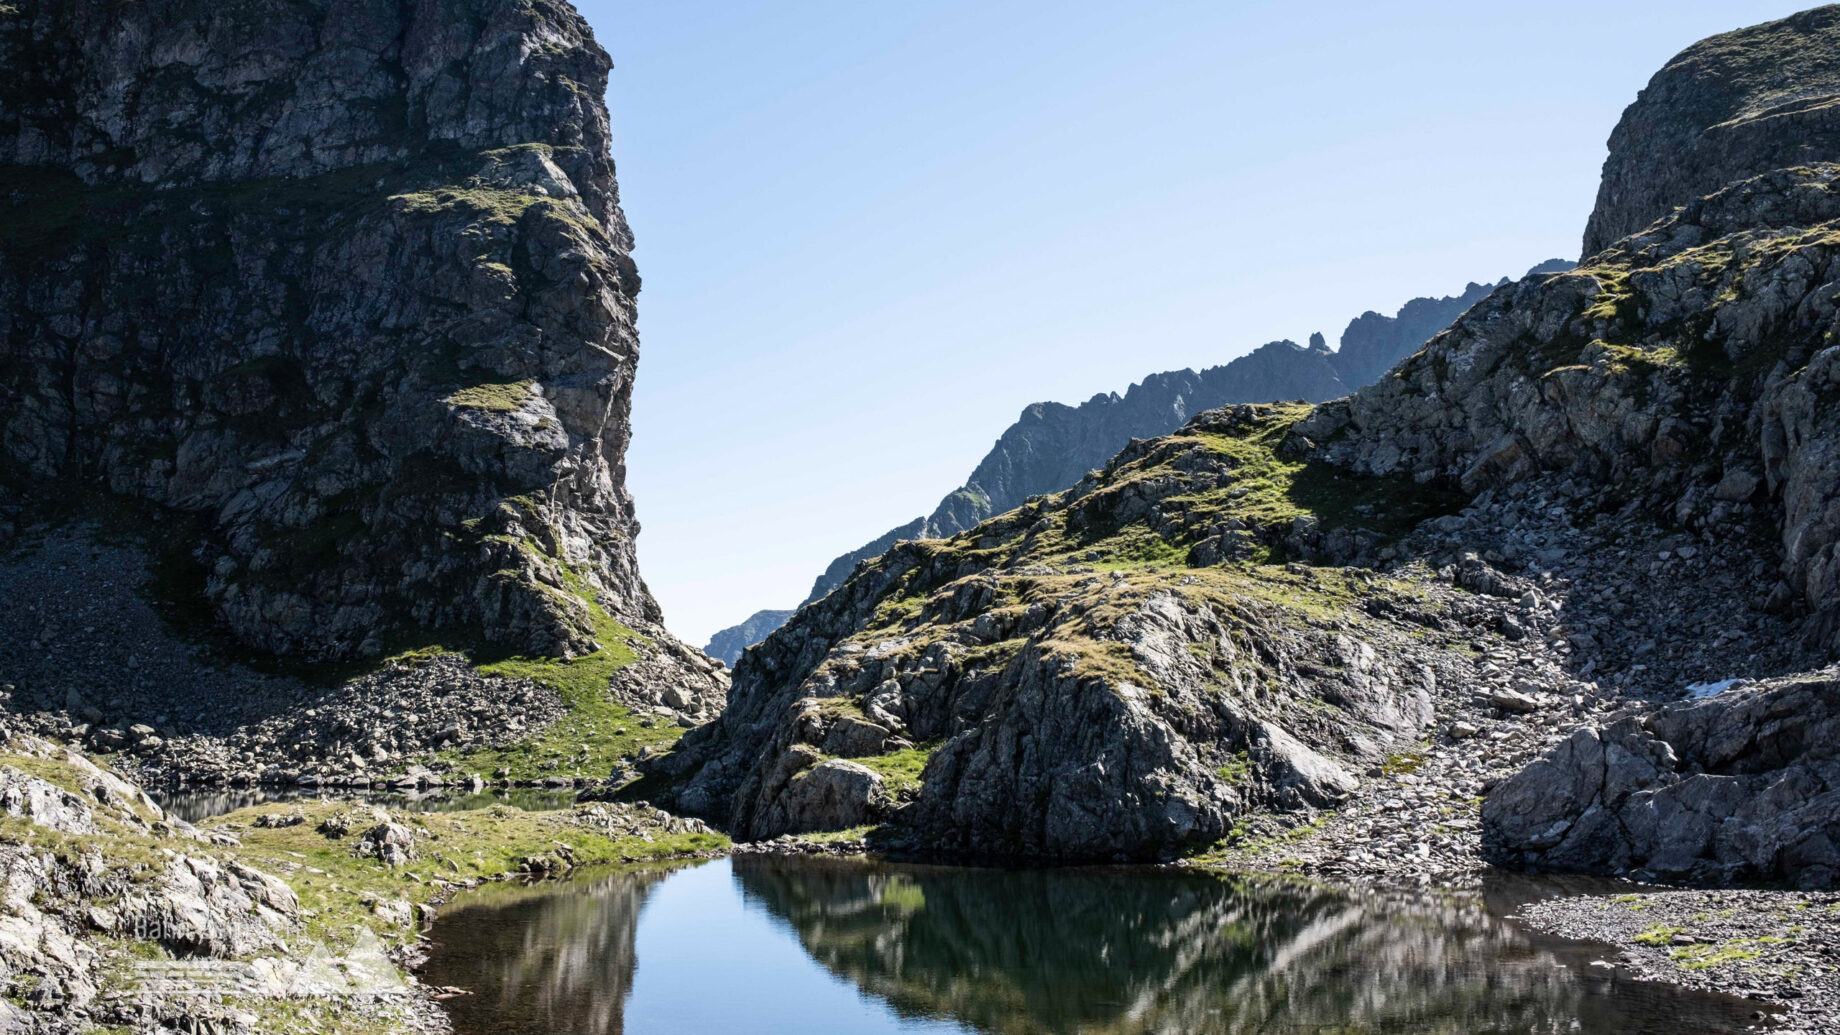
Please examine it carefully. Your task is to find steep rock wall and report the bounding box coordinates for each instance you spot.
[1581,4,1840,257]
[0,0,664,663]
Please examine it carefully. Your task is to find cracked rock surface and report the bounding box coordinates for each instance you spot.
[0,0,697,673]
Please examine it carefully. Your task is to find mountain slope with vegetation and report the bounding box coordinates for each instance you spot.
[705,267,1569,662]
[661,6,1840,902]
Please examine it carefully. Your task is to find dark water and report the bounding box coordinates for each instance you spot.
[423,856,1772,1035]
[151,786,580,823]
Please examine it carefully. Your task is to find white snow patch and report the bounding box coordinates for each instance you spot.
[1686,678,1744,699]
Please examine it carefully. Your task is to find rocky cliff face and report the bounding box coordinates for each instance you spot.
[0,0,664,663]
[706,269,1565,661]
[0,0,725,785]
[1581,4,1840,257]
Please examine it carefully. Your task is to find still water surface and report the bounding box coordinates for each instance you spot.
[424,856,1770,1035]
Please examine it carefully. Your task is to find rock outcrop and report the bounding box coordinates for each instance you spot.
[1582,5,1840,257]
[1318,5,1840,886]
[0,0,673,665]
[0,723,724,1033]
[706,267,1568,659]
[654,404,1518,857]
[1297,164,1840,653]
[1484,674,1840,887]
[0,735,312,1031]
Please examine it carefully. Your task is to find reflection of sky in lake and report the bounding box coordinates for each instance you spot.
[624,861,960,1035]
[426,856,1771,1035]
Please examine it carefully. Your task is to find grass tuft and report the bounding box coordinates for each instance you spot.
[445,380,535,413]
[854,743,940,798]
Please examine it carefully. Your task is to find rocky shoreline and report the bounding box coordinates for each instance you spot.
[0,729,729,1035]
[1,705,1830,1035]
[1518,888,1840,1034]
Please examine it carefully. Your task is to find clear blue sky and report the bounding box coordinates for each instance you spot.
[576,0,1809,646]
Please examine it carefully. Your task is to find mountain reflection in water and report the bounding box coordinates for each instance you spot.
[425,856,1768,1035]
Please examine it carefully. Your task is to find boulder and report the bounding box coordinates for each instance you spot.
[368,897,414,928]
[0,768,95,835]
[757,760,884,836]
[821,717,892,758]
[359,822,417,867]
[1255,723,1358,808]
[118,855,298,956]
[1488,689,1542,715]
[1484,676,1840,887]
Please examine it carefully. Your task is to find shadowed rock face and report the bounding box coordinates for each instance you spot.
[1581,4,1840,257]
[0,0,661,661]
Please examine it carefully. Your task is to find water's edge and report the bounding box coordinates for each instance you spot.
[422,854,1775,1035]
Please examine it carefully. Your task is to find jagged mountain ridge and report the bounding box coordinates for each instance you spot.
[704,609,796,666]
[704,264,1567,661]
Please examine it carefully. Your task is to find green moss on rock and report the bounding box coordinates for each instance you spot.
[444,379,536,413]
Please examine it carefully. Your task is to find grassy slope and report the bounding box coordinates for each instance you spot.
[845,403,1450,664]
[0,744,725,1034]
[392,563,684,782]
[731,403,1461,835]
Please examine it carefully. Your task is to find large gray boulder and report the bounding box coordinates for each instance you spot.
[1483,676,1840,887]
[755,758,885,838]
